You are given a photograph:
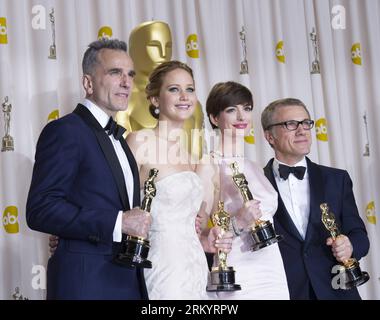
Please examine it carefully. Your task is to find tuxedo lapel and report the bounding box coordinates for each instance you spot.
[73,104,129,210]
[304,157,325,246]
[120,138,140,207]
[120,136,145,298]
[264,159,304,242]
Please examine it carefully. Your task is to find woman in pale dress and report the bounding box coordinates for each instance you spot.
[197,81,290,299]
[49,61,232,300]
[126,61,232,300]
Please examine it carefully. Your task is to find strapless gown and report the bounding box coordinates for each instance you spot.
[144,171,209,300]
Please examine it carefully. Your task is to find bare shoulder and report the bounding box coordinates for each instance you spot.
[126,129,155,149]
[126,129,156,169]
[126,129,155,141]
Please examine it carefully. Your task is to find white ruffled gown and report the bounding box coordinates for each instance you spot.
[143,171,209,300]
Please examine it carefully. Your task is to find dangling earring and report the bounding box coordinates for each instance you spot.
[154,106,160,115]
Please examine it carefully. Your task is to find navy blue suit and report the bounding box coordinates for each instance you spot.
[26,104,147,300]
[264,157,369,300]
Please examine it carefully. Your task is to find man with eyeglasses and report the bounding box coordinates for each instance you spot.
[261,98,369,300]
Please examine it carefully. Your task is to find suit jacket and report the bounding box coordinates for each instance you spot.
[264,157,369,300]
[26,104,148,300]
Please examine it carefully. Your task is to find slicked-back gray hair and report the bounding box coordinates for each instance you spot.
[82,38,128,76]
[261,98,310,131]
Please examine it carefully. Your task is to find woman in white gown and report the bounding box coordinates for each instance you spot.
[126,61,232,300]
[197,81,290,299]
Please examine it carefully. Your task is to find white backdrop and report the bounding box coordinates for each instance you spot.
[0,0,379,300]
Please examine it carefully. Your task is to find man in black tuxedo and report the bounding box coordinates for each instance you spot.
[261,98,369,299]
[26,39,151,299]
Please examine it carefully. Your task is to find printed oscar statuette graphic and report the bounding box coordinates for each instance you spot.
[362,112,370,156]
[310,27,320,74]
[48,8,56,59]
[239,26,249,74]
[206,201,241,292]
[2,96,14,152]
[230,162,283,251]
[320,203,370,289]
[12,287,28,300]
[114,168,158,268]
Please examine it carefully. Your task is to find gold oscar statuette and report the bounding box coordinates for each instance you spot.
[320,203,370,289]
[114,168,158,268]
[2,96,14,152]
[206,201,241,292]
[230,161,283,251]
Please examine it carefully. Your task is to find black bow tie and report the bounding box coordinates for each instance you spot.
[278,164,306,180]
[104,117,126,140]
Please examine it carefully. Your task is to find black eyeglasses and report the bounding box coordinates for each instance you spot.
[266,119,314,131]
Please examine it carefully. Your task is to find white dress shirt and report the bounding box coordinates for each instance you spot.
[82,99,134,242]
[272,157,310,239]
